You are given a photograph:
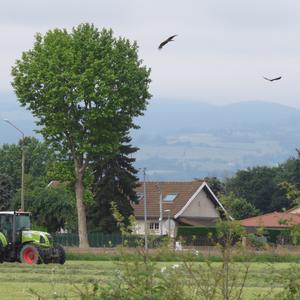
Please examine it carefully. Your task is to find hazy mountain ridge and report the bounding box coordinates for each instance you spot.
[1,92,300,180]
[133,100,300,180]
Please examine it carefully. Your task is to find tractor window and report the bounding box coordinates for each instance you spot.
[0,215,13,241]
[16,215,31,231]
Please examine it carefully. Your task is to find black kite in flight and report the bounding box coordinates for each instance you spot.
[263,76,282,82]
[158,35,177,50]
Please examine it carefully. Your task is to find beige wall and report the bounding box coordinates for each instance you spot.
[134,219,177,237]
[289,207,300,214]
[180,189,219,218]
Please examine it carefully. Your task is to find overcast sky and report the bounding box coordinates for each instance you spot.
[1,0,300,109]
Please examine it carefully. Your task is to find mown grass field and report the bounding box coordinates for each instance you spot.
[0,260,298,300]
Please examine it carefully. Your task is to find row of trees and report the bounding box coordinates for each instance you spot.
[2,135,299,234]
[206,155,300,219]
[0,137,139,234]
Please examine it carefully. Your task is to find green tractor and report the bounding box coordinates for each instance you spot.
[0,211,65,265]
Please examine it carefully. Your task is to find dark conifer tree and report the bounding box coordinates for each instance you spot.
[88,137,139,233]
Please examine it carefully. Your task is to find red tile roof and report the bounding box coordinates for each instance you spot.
[133,181,205,218]
[239,211,300,228]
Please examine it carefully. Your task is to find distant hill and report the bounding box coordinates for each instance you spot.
[1,92,300,180]
[132,100,300,180]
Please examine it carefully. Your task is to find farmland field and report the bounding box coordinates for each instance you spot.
[0,261,298,299]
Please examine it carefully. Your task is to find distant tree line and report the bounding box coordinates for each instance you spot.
[205,155,300,219]
[0,136,139,233]
[2,136,299,233]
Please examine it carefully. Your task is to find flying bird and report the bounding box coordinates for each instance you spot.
[263,76,282,82]
[158,35,177,50]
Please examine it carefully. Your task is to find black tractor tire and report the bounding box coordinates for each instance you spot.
[0,241,3,263]
[55,244,66,265]
[19,244,40,265]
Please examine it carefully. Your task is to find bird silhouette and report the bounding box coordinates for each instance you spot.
[263,76,282,82]
[158,35,177,50]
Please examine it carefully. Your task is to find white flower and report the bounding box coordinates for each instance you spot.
[172,264,180,269]
[161,266,167,273]
[194,250,199,256]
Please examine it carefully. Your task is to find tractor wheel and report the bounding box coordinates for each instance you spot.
[0,241,3,263]
[19,244,40,265]
[55,244,66,265]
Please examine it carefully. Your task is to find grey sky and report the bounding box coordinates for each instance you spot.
[1,0,300,108]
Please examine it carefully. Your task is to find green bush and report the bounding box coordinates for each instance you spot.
[177,226,217,236]
[267,228,290,244]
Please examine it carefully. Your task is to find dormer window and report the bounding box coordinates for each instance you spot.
[163,193,178,202]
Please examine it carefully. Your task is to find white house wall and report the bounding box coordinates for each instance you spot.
[289,207,300,214]
[134,219,177,238]
[180,189,219,218]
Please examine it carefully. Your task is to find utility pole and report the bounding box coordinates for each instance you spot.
[155,183,163,236]
[4,119,25,211]
[165,209,171,237]
[142,168,148,250]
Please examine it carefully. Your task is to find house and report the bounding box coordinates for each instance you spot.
[239,211,300,230]
[132,180,228,237]
[287,206,300,215]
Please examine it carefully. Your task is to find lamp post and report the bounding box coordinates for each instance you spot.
[4,119,25,211]
[164,209,171,237]
[155,183,163,236]
[141,168,148,250]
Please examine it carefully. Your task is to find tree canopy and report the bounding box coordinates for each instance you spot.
[220,192,259,220]
[11,23,151,247]
[224,157,300,213]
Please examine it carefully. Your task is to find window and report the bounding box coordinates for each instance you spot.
[0,214,13,241]
[16,215,31,231]
[163,193,178,202]
[136,192,144,201]
[149,222,159,230]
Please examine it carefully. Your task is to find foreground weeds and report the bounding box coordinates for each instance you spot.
[25,220,300,299]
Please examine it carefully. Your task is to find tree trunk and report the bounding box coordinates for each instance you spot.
[74,164,89,248]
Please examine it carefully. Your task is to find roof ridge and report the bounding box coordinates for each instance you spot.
[139,180,203,184]
[239,211,283,221]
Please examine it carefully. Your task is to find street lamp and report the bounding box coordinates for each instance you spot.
[164,209,171,237]
[155,183,163,236]
[4,119,25,211]
[140,168,148,250]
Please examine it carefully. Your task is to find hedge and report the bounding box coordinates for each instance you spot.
[177,226,217,237]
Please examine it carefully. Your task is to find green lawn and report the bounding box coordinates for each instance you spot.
[0,261,297,299]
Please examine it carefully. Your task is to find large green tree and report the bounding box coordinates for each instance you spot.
[225,166,279,212]
[220,192,259,220]
[12,24,151,247]
[88,136,139,233]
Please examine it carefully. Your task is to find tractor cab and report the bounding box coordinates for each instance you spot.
[0,211,31,243]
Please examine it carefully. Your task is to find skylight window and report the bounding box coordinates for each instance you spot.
[136,192,144,201]
[163,193,178,202]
